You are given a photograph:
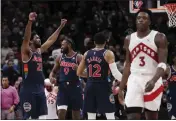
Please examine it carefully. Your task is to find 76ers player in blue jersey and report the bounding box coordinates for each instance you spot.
[20,12,67,119]
[165,53,176,119]
[49,37,83,120]
[77,32,122,119]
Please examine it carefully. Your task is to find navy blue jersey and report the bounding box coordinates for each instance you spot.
[167,65,176,96]
[85,49,109,81]
[58,53,79,82]
[21,50,45,92]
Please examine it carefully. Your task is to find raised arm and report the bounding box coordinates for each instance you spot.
[145,33,168,92]
[49,55,61,84]
[21,12,37,61]
[40,19,67,53]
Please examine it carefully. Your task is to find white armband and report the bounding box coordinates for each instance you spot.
[157,62,167,71]
[109,62,122,82]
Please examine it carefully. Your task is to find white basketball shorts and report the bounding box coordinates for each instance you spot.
[125,73,164,111]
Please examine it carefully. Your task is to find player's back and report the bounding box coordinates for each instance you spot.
[129,30,159,75]
[85,49,109,82]
[45,88,57,119]
[21,49,45,92]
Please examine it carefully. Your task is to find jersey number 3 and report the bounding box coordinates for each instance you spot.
[88,64,101,77]
[139,56,145,66]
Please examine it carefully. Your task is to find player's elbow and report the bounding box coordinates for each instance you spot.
[109,62,122,81]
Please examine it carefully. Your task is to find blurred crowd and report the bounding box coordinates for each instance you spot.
[1,0,176,119]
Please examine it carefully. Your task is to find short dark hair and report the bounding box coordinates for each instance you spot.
[1,76,9,80]
[136,8,153,22]
[94,32,107,45]
[64,36,75,49]
[31,31,37,40]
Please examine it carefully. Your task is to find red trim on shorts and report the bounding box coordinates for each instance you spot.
[144,85,164,102]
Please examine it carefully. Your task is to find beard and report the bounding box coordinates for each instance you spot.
[61,47,69,54]
[33,43,41,48]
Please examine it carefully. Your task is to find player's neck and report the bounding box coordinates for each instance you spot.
[66,50,75,57]
[31,46,38,52]
[137,28,151,38]
[95,45,104,49]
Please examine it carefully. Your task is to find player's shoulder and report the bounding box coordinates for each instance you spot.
[104,49,114,57]
[155,31,166,38]
[154,31,167,46]
[83,50,90,57]
[76,52,83,58]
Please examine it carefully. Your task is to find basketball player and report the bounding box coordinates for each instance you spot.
[118,9,168,120]
[77,32,122,120]
[165,53,176,119]
[49,37,83,120]
[20,12,67,119]
[39,78,58,119]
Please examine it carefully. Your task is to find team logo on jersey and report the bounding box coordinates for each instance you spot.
[109,94,115,104]
[23,102,32,112]
[167,103,172,112]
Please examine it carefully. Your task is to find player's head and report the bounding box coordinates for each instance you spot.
[2,76,9,88]
[136,9,152,31]
[61,37,74,54]
[30,32,41,48]
[94,32,107,46]
[44,78,53,92]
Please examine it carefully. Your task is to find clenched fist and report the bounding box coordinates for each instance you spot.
[29,12,37,21]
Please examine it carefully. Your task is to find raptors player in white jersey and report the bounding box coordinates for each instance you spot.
[118,9,168,120]
[42,79,58,119]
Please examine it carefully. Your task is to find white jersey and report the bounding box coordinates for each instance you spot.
[129,30,159,75]
[45,88,57,119]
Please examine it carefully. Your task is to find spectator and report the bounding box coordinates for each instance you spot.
[14,80,23,120]
[1,76,19,120]
[3,60,19,86]
[1,40,12,65]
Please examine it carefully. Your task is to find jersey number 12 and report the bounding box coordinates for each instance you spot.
[88,64,101,77]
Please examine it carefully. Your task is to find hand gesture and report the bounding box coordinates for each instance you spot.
[60,19,67,28]
[49,76,56,84]
[145,80,155,92]
[8,106,14,113]
[29,12,37,21]
[118,89,125,106]
[73,64,78,70]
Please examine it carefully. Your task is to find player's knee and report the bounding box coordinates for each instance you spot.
[58,109,67,120]
[127,113,141,120]
[72,110,81,120]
